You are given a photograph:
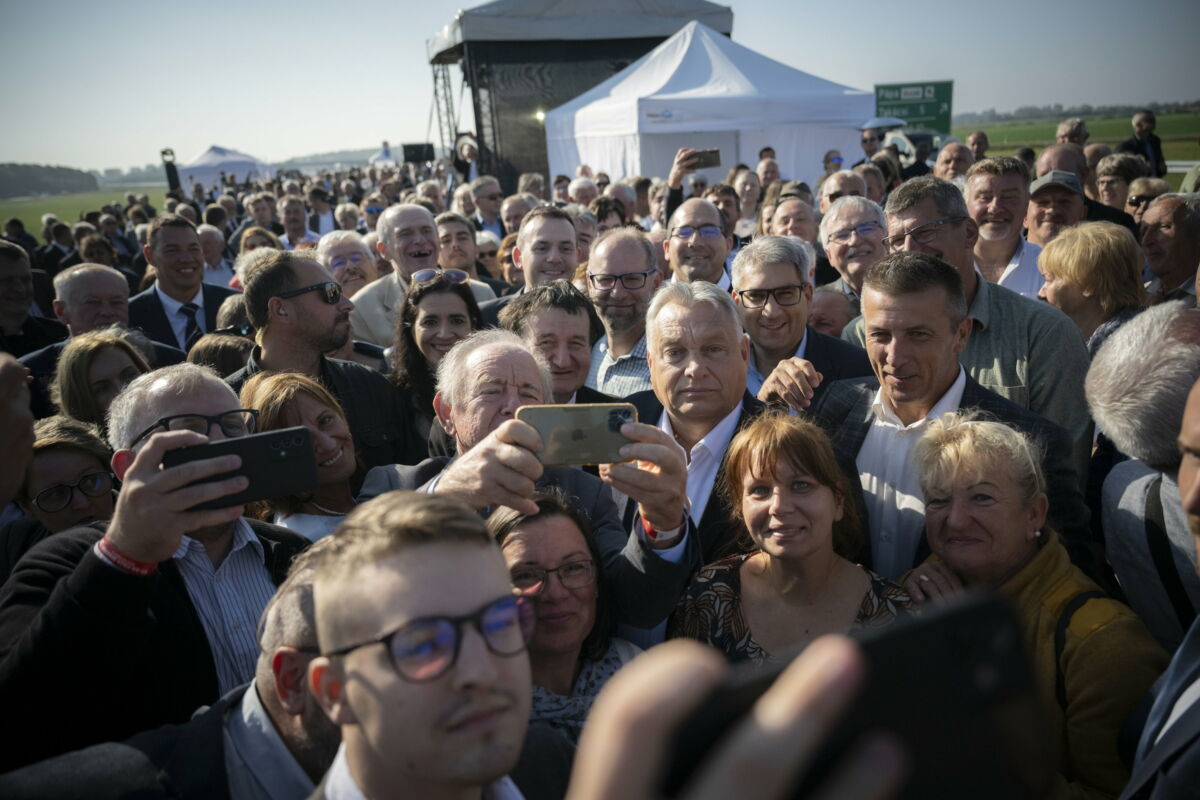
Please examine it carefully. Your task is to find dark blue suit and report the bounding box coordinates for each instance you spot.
[128,283,239,350]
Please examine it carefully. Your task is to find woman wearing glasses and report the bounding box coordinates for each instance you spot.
[239,372,357,541]
[3,416,116,582]
[389,270,484,444]
[316,230,377,300]
[53,329,151,431]
[668,413,911,664]
[489,490,640,744]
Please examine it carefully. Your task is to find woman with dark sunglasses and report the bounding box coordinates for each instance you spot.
[389,273,484,444]
[489,490,641,745]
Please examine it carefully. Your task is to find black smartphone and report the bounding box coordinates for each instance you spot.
[161,426,320,511]
[515,403,637,466]
[690,148,721,169]
[663,593,1054,800]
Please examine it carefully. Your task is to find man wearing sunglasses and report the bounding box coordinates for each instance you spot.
[853,128,881,167]
[228,250,425,468]
[0,363,311,770]
[841,176,1093,498]
[818,171,867,215]
[733,236,871,412]
[308,492,536,800]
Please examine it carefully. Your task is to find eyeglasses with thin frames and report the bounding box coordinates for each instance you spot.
[735,285,806,309]
[587,268,657,291]
[881,216,966,250]
[322,593,535,683]
[510,560,596,594]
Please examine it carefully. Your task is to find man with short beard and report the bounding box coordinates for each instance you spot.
[966,157,1042,298]
[228,250,424,467]
[585,228,661,396]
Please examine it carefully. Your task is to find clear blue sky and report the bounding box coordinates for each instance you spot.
[1,0,1197,172]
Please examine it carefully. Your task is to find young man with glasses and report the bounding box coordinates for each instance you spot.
[0,363,311,771]
[663,198,733,288]
[228,249,425,467]
[732,236,872,412]
[585,229,661,396]
[308,491,534,799]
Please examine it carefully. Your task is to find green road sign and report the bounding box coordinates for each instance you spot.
[875,81,953,134]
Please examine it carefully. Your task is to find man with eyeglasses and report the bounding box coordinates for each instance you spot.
[307,492,541,800]
[853,128,881,167]
[227,249,425,467]
[585,229,661,396]
[965,157,1043,299]
[842,176,1093,501]
[471,176,506,239]
[663,198,733,289]
[734,236,871,412]
[0,363,311,770]
[817,196,888,312]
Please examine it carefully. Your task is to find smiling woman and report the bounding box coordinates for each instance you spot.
[668,413,910,663]
[239,371,359,541]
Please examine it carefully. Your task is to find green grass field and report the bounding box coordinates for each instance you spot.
[0,185,168,238]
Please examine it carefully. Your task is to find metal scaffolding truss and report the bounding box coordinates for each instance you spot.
[431,62,458,157]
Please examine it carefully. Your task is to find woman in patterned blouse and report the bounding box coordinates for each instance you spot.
[668,413,911,663]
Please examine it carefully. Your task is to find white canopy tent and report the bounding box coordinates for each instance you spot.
[179,146,272,192]
[545,21,873,189]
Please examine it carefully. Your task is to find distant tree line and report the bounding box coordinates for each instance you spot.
[0,163,99,199]
[954,99,1200,125]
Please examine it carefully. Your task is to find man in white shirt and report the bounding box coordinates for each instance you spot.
[966,157,1042,299]
[279,196,319,251]
[307,493,531,800]
[664,199,732,290]
[197,223,236,286]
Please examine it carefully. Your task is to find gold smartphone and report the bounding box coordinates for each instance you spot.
[515,403,638,466]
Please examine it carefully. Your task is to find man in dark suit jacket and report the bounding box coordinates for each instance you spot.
[805,251,1089,579]
[358,329,696,630]
[1117,110,1169,179]
[1119,377,1200,799]
[0,563,339,799]
[0,363,310,770]
[478,205,576,327]
[128,214,238,351]
[731,234,873,411]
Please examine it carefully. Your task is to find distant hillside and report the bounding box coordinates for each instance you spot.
[274,147,377,169]
[954,99,1200,126]
[0,163,98,199]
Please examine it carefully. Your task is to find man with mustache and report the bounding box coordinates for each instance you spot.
[227,250,424,467]
[966,157,1042,299]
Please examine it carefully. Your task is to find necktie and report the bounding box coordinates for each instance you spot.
[180,302,202,351]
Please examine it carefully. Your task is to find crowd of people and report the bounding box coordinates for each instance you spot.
[0,106,1199,799]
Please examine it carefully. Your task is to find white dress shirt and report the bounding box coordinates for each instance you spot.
[279,231,320,250]
[154,283,205,351]
[994,240,1044,300]
[660,401,743,528]
[322,744,524,800]
[856,367,967,579]
[203,258,236,287]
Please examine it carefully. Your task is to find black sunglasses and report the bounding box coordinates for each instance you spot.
[276,281,342,304]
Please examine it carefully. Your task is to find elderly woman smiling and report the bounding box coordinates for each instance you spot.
[904,412,1167,800]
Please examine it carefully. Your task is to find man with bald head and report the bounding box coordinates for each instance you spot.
[818,171,867,214]
[1037,143,1138,235]
[756,157,780,187]
[1142,194,1200,307]
[349,204,494,346]
[932,142,974,184]
[586,228,661,396]
[664,198,733,289]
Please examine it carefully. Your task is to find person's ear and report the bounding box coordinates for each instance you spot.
[433,392,455,438]
[142,244,154,264]
[1028,492,1049,536]
[308,658,356,725]
[268,296,288,321]
[51,299,67,324]
[962,217,979,249]
[272,647,312,716]
[112,449,135,481]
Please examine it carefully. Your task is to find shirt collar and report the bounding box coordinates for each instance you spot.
[172,517,264,563]
[661,398,744,459]
[155,282,204,317]
[225,679,315,799]
[596,333,649,360]
[870,365,967,430]
[322,744,524,800]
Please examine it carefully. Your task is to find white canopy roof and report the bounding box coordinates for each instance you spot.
[428,0,732,62]
[179,146,272,191]
[545,21,873,187]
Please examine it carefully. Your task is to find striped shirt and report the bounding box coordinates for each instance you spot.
[587,334,653,398]
[172,520,277,694]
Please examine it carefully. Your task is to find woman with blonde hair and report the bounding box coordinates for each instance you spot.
[904,412,1167,800]
[239,371,358,541]
[1037,221,1145,356]
[669,413,910,663]
[53,330,150,429]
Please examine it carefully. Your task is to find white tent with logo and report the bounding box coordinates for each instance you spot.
[179,146,272,192]
[544,21,873,188]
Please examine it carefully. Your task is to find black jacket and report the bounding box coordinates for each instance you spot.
[756,326,872,408]
[0,520,308,771]
[1117,134,1168,179]
[624,390,765,564]
[128,283,240,351]
[806,374,1091,575]
[0,685,249,799]
[227,349,425,469]
[1085,196,1139,238]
